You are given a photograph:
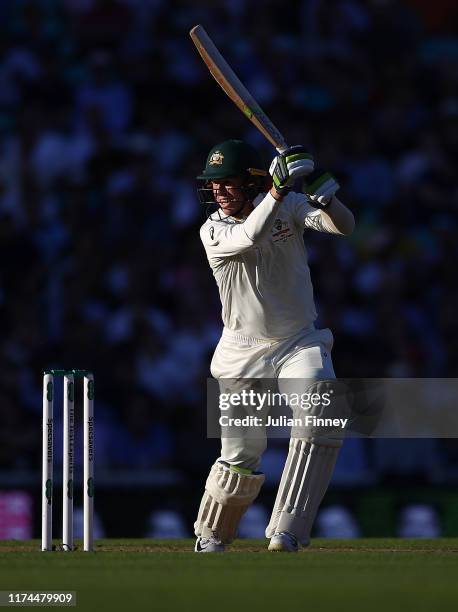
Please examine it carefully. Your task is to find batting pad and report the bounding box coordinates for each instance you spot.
[194,461,265,544]
[265,436,342,545]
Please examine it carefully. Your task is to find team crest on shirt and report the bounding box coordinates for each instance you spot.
[272,218,294,243]
[209,151,224,165]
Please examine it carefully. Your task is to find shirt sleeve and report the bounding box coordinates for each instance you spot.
[200,193,281,258]
[289,192,342,235]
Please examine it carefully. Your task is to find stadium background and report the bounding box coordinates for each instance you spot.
[0,0,457,541]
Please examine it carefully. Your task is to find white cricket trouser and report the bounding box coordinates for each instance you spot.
[210,325,335,470]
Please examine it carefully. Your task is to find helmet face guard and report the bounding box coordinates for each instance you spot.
[196,175,268,207]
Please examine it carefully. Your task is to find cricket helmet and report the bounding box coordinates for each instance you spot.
[197,139,266,180]
[197,140,269,212]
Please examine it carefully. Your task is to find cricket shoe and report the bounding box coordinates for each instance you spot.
[268,532,299,552]
[194,536,225,553]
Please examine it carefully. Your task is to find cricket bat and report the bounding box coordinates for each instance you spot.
[190,25,288,153]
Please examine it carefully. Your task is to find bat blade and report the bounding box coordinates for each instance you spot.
[190,24,288,153]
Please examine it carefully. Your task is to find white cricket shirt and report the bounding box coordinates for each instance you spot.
[200,191,340,340]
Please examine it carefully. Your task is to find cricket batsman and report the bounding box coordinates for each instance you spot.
[194,140,355,552]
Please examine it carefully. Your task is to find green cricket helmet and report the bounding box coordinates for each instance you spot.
[197,139,268,211]
[197,139,266,180]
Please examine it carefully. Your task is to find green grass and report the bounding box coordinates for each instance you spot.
[1,539,458,611]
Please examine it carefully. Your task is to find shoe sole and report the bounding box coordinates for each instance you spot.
[268,542,298,553]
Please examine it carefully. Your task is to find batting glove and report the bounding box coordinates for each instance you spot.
[269,145,314,195]
[302,169,339,208]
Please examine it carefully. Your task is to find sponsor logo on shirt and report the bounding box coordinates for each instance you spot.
[272,218,294,243]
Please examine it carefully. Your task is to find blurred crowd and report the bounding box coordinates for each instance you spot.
[0,0,457,488]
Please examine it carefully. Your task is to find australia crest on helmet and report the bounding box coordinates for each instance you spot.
[209,151,224,166]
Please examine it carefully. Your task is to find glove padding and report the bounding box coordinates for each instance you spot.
[269,145,314,195]
[302,169,339,208]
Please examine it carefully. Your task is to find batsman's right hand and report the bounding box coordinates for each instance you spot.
[269,145,314,195]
